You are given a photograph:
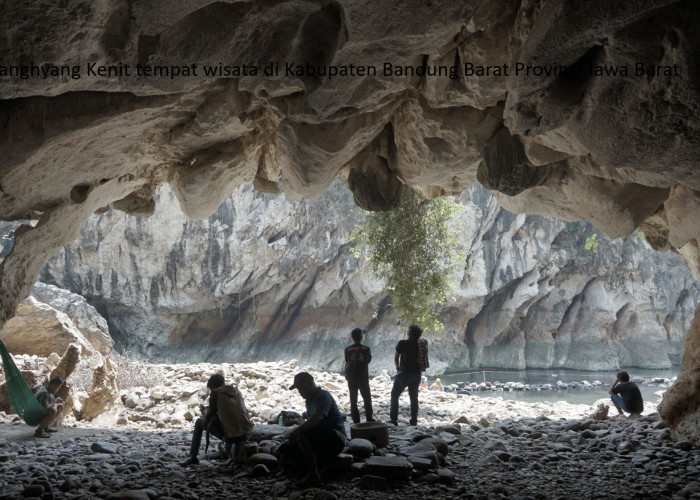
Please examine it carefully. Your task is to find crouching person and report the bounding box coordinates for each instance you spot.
[609,370,644,419]
[34,376,65,438]
[280,372,347,486]
[181,374,253,466]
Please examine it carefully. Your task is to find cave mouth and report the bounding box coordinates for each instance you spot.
[1,0,700,479]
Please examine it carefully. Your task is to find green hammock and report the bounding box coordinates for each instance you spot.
[0,340,46,426]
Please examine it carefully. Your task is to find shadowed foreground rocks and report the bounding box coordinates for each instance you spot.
[0,360,699,499]
[1,414,699,499]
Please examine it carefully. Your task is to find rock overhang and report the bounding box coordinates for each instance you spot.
[1,1,698,230]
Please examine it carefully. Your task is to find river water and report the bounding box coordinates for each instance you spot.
[439,368,678,406]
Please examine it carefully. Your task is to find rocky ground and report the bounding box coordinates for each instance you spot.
[1,360,699,499]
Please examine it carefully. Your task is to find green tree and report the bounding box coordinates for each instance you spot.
[352,187,463,332]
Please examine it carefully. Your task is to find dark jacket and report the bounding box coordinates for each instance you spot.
[207,385,253,439]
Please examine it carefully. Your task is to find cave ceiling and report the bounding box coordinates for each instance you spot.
[1,0,700,325]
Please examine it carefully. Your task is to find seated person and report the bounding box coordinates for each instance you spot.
[609,370,644,418]
[33,376,65,438]
[181,374,253,466]
[430,377,444,391]
[280,372,347,485]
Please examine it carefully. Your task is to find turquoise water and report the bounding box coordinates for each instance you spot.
[439,368,678,406]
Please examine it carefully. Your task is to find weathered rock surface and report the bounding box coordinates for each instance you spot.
[660,304,700,446]
[1,0,700,325]
[80,358,120,421]
[38,182,700,374]
[0,283,113,357]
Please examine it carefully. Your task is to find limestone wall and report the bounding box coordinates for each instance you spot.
[38,182,700,376]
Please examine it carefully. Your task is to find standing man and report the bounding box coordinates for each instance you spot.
[344,328,374,424]
[389,325,428,426]
[33,376,65,438]
[609,371,644,418]
[281,372,347,486]
[180,373,253,466]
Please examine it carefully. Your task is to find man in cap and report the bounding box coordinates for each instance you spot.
[281,372,347,485]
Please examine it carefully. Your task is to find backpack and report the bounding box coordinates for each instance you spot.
[417,338,429,372]
[269,410,304,426]
[344,345,368,380]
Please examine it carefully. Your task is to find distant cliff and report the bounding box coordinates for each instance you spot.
[40,181,700,375]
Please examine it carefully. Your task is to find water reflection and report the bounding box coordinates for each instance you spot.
[439,368,678,406]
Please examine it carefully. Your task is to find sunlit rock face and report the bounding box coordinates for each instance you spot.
[660,306,700,446]
[0,283,113,357]
[38,182,699,378]
[2,0,700,444]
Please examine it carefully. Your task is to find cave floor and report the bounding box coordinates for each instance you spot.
[1,413,699,500]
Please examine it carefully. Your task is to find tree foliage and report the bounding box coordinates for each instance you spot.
[352,187,464,332]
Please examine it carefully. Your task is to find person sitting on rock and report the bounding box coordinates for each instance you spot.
[390,325,428,426]
[280,372,347,486]
[180,373,253,466]
[344,327,374,424]
[429,377,443,391]
[609,371,644,419]
[33,376,65,438]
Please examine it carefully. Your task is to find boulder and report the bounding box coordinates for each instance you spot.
[123,393,140,409]
[80,358,120,420]
[51,344,82,381]
[0,284,112,357]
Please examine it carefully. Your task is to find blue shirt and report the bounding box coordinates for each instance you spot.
[305,388,346,436]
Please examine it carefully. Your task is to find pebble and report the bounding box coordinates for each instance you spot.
[0,360,697,499]
[250,463,270,476]
[358,474,388,490]
[248,453,278,468]
[90,441,119,454]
